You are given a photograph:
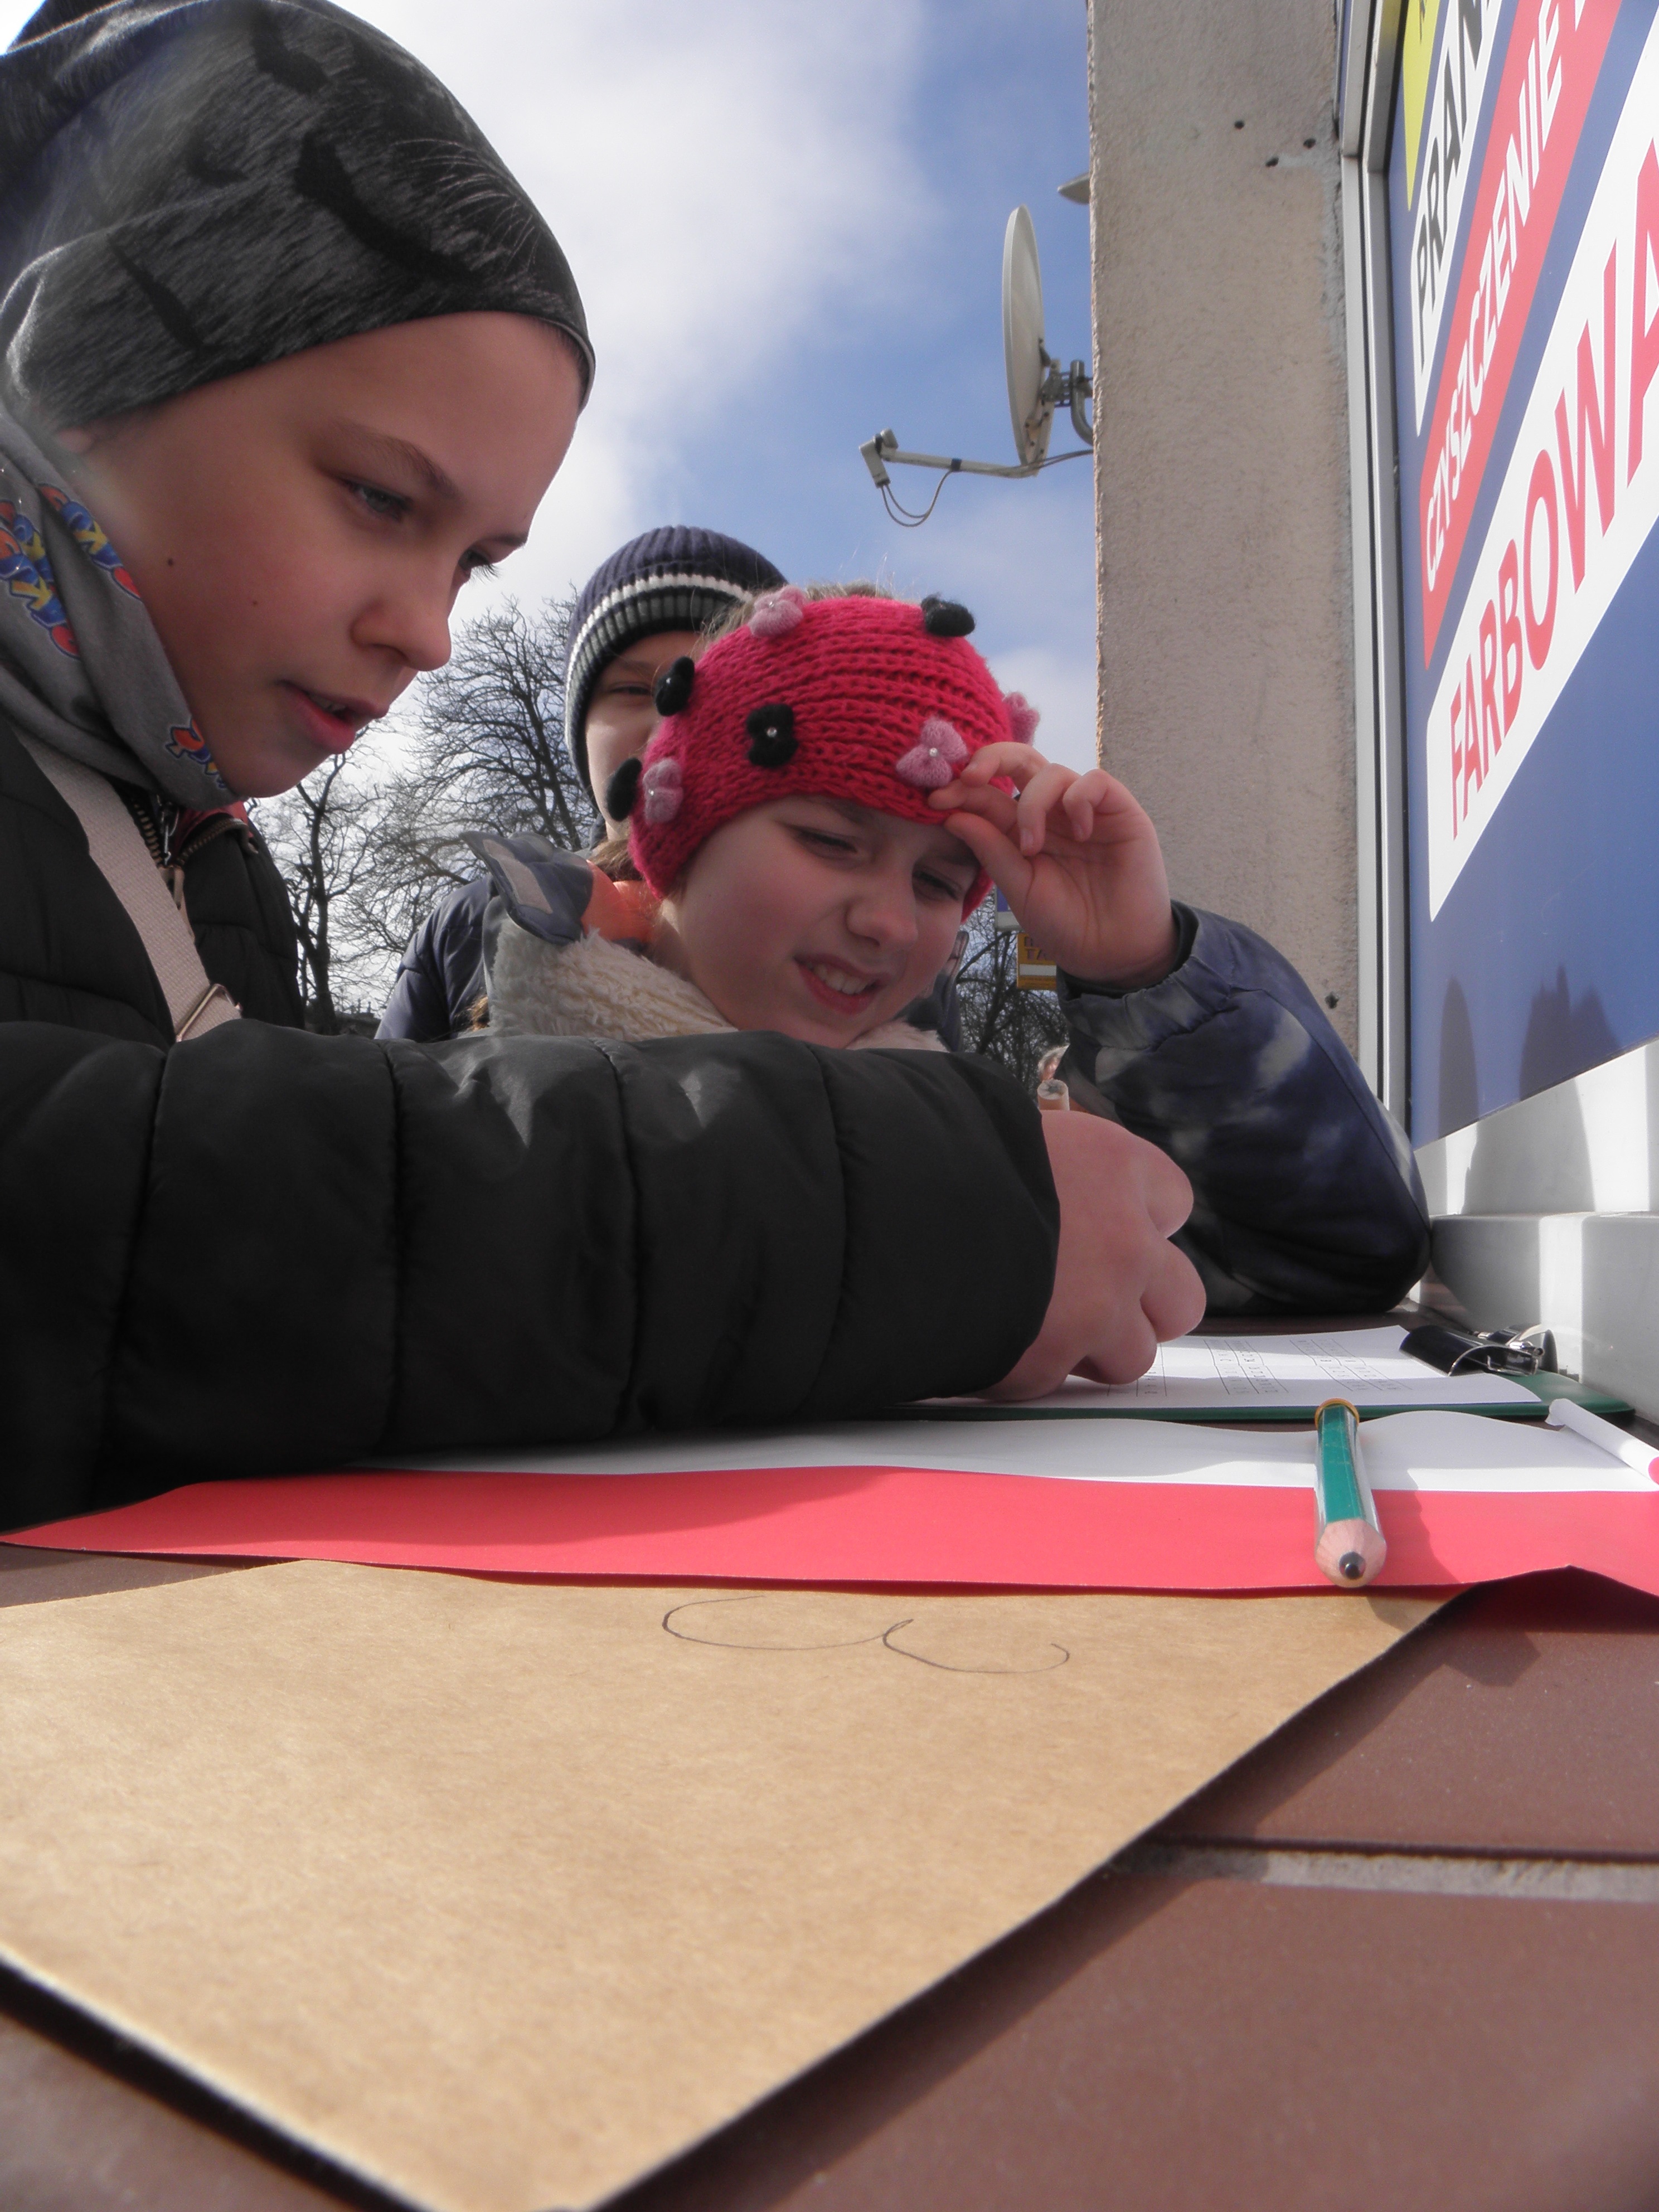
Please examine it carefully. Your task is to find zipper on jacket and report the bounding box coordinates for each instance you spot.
[119,789,243,920]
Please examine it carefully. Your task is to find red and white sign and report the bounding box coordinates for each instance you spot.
[1410,0,1508,430]
[13,1409,1659,1599]
[1427,3,1659,915]
[1419,0,1619,661]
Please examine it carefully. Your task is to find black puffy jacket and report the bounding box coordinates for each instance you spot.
[0,726,1058,1530]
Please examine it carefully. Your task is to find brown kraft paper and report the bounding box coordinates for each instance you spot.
[0,1561,1441,2211]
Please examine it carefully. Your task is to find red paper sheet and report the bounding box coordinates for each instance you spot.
[13,1461,1659,1598]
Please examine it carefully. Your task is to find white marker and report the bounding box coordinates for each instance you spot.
[1544,1399,1659,1481]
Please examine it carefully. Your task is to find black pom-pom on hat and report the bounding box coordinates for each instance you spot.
[746,702,798,768]
[605,756,643,819]
[920,595,975,638]
[653,657,696,715]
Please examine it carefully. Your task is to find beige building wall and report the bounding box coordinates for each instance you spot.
[1088,0,1357,1049]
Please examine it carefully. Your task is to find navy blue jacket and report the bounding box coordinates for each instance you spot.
[380,874,493,1041]
[1059,909,1428,1313]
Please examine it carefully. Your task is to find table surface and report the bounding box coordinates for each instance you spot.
[6,1319,1657,2212]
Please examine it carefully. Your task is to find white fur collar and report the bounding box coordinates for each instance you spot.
[486,920,947,1051]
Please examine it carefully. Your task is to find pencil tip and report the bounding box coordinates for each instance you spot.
[1339,1552,1366,1582]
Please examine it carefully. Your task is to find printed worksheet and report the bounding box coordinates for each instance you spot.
[923,1327,1542,1418]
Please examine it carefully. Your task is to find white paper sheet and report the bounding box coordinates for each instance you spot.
[926,1326,1541,1415]
[377,1410,1642,1493]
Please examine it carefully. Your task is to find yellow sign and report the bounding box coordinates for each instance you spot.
[1402,0,1444,202]
[1016,933,1057,991]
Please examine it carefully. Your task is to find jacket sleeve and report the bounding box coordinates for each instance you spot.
[0,1020,1058,1527]
[1059,905,1429,1314]
[376,877,491,1042]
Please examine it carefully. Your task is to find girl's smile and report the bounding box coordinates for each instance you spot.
[797,955,886,1013]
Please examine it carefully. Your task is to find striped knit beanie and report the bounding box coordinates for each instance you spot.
[563,525,783,789]
[615,588,1037,910]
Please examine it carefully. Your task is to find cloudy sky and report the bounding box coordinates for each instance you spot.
[3,0,1100,768]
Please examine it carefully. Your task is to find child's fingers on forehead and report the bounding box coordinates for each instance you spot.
[1061,769,1113,822]
[932,805,1028,881]
[955,740,1046,783]
[929,782,1019,830]
[1061,782,1099,834]
[1013,761,1076,819]
[1070,775,1158,840]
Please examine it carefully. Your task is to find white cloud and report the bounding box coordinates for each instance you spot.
[347,0,937,602]
[0,0,937,605]
[0,0,1105,778]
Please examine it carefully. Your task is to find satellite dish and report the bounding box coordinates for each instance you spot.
[857,202,1092,521]
[1002,206,1054,468]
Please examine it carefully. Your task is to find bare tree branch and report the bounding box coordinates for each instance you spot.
[259,748,390,1032]
[954,902,1067,1090]
[395,594,596,851]
[331,594,600,989]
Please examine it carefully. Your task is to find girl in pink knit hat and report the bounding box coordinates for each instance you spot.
[463,579,1427,1375]
[473,584,1180,1050]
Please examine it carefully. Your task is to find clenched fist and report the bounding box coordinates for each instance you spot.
[988,1110,1205,1399]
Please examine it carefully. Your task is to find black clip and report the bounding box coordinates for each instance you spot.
[1400,1323,1558,1377]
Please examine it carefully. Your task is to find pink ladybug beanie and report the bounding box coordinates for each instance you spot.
[610,589,1037,908]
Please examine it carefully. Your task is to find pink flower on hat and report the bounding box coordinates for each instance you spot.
[1004,692,1040,745]
[748,585,806,639]
[894,716,969,790]
[641,756,682,824]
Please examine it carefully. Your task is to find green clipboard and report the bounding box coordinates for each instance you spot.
[1503,1369,1633,1417]
[894,1369,1632,1425]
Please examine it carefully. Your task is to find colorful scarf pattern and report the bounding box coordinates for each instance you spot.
[0,408,228,805]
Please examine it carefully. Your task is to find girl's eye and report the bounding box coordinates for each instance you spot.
[459,552,497,580]
[917,869,970,903]
[346,479,408,522]
[798,828,857,856]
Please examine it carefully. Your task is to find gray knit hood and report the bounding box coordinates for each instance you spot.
[0,0,592,430]
[0,0,590,807]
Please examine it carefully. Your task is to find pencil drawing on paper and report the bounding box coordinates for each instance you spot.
[662,1594,1070,1675]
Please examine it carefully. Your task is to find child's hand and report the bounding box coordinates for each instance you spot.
[986,1113,1205,1398]
[932,744,1180,987]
